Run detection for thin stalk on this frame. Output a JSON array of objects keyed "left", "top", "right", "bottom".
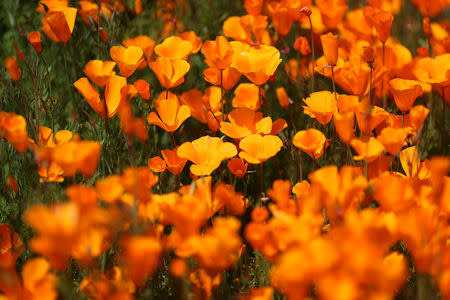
[
  {"left": 331, "top": 65, "right": 337, "bottom": 101},
  {"left": 382, "top": 42, "right": 387, "bottom": 108},
  {"left": 308, "top": 15, "right": 315, "bottom": 93},
  {"left": 259, "top": 163, "right": 264, "bottom": 197},
  {"left": 220, "top": 69, "right": 225, "bottom": 121}
]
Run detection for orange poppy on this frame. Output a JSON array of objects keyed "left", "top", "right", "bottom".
[
  {"left": 414, "top": 54, "right": 450, "bottom": 88},
  {"left": 333, "top": 111, "right": 355, "bottom": 144},
  {"left": 223, "top": 15, "right": 271, "bottom": 45},
  {"left": 177, "top": 31, "right": 203, "bottom": 54},
  {"left": 180, "top": 88, "right": 222, "bottom": 124},
  {"left": 83, "top": 60, "right": 116, "bottom": 87},
  {"left": 227, "top": 157, "right": 248, "bottom": 178},
  {"left": 293, "top": 36, "right": 311, "bottom": 56},
  {"left": 74, "top": 75, "right": 127, "bottom": 118},
  {"left": 303, "top": 91, "right": 337, "bottom": 125},
  {"left": 135, "top": 0, "right": 142, "bottom": 14},
  {"left": 123, "top": 35, "right": 156, "bottom": 69},
  {"left": 320, "top": 33, "right": 339, "bottom": 66},
  {"left": 133, "top": 79, "right": 150, "bottom": 101},
  {"left": 399, "top": 146, "right": 430, "bottom": 180},
  {"left": 110, "top": 45, "right": 144, "bottom": 78},
  {"left": 355, "top": 102, "right": 389, "bottom": 135},
  {"left": 363, "top": 7, "right": 393, "bottom": 43},
  {"left": 409, "top": 105, "right": 429, "bottom": 132},
  {"left": 148, "top": 156, "right": 167, "bottom": 173},
  {"left": 231, "top": 44, "right": 282, "bottom": 86},
  {"left": 147, "top": 91, "right": 191, "bottom": 132},
  {"left": 41, "top": 7, "right": 77, "bottom": 43},
  {"left": 276, "top": 87, "right": 292, "bottom": 109},
  {"left": 389, "top": 78, "right": 423, "bottom": 112},
  {"left": 0, "top": 223, "right": 23, "bottom": 270},
  {"left": 232, "top": 83, "right": 261, "bottom": 110},
  {"left": 316, "top": 0, "right": 348, "bottom": 30},
  {"left": 203, "top": 66, "right": 241, "bottom": 91},
  {"left": 6, "top": 174, "right": 19, "bottom": 193},
  {"left": 377, "top": 127, "right": 411, "bottom": 155},
  {"left": 177, "top": 136, "right": 237, "bottom": 176},
  {"left": 154, "top": 36, "right": 193, "bottom": 60},
  {"left": 238, "top": 134, "right": 283, "bottom": 164},
  {"left": 149, "top": 57, "right": 190, "bottom": 89},
  {"left": 0, "top": 111, "right": 29, "bottom": 152},
  {"left": 37, "top": 0, "right": 68, "bottom": 12},
  {"left": 350, "top": 136, "right": 385, "bottom": 162},
  {"left": 220, "top": 108, "right": 272, "bottom": 140},
  {"left": 78, "top": 1, "right": 112, "bottom": 24},
  {"left": 161, "top": 147, "right": 187, "bottom": 175},
  {"left": 202, "top": 36, "right": 234, "bottom": 70},
  {"left": 293, "top": 128, "right": 328, "bottom": 159},
  {"left": 5, "top": 57, "right": 21, "bottom": 82},
  {"left": 27, "top": 31, "right": 42, "bottom": 54}
]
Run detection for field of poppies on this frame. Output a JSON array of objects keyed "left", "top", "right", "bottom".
[{"left": 1, "top": 0, "right": 449, "bottom": 299}]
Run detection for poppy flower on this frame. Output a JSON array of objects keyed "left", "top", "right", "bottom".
[
  {"left": 147, "top": 91, "right": 191, "bottom": 133},
  {"left": 389, "top": 78, "right": 423, "bottom": 112},
  {"left": 203, "top": 66, "right": 241, "bottom": 91},
  {"left": 244, "top": 0, "right": 263, "bottom": 15},
  {"left": 320, "top": 32, "right": 339, "bottom": 66},
  {"left": 333, "top": 111, "right": 355, "bottom": 144},
  {"left": 5, "top": 57, "right": 21, "bottom": 82},
  {"left": 202, "top": 36, "right": 234, "bottom": 70},
  {"left": 78, "top": 1, "right": 112, "bottom": 24},
  {"left": 409, "top": 105, "right": 429, "bottom": 132},
  {"left": 180, "top": 88, "right": 222, "bottom": 125},
  {"left": 399, "top": 146, "right": 430, "bottom": 180},
  {"left": 42, "top": 7, "right": 77, "bottom": 43},
  {"left": 148, "top": 156, "right": 167, "bottom": 173},
  {"left": 293, "top": 129, "right": 328, "bottom": 159},
  {"left": 276, "top": 87, "right": 292, "bottom": 109},
  {"left": 135, "top": 0, "right": 142, "bottom": 15},
  {"left": 213, "top": 183, "right": 248, "bottom": 215},
  {"left": 350, "top": 136, "right": 385, "bottom": 162},
  {"left": 154, "top": 36, "right": 193, "bottom": 60},
  {"left": 316, "top": 0, "right": 348, "bottom": 30},
  {"left": 232, "top": 83, "right": 261, "bottom": 110},
  {"left": 231, "top": 44, "right": 282, "bottom": 86},
  {"left": 149, "top": 57, "right": 190, "bottom": 89},
  {"left": 123, "top": 35, "right": 156, "bottom": 69},
  {"left": 74, "top": 75, "right": 127, "bottom": 118},
  {"left": 83, "top": 60, "right": 116, "bottom": 87},
  {"left": 303, "top": 91, "right": 337, "bottom": 125},
  {"left": 223, "top": 15, "right": 271, "bottom": 45},
  {"left": 80, "top": 267, "right": 135, "bottom": 300},
  {"left": 220, "top": 108, "right": 272, "bottom": 140},
  {"left": 293, "top": 36, "right": 311, "bottom": 56},
  {"left": 0, "top": 111, "right": 29, "bottom": 152},
  {"left": 177, "top": 136, "right": 237, "bottom": 176},
  {"left": 96, "top": 175, "right": 124, "bottom": 204},
  {"left": 377, "top": 127, "right": 411, "bottom": 155},
  {"left": 364, "top": 7, "right": 393, "bottom": 43},
  {"left": 133, "top": 79, "right": 150, "bottom": 101},
  {"left": 6, "top": 174, "right": 19, "bottom": 193},
  {"left": 355, "top": 102, "right": 389, "bottom": 135},
  {"left": 413, "top": 54, "right": 450, "bottom": 88},
  {"left": 227, "top": 157, "right": 248, "bottom": 178},
  {"left": 177, "top": 31, "right": 203, "bottom": 54},
  {"left": 266, "top": 2, "right": 294, "bottom": 37},
  {"left": 27, "top": 31, "right": 42, "bottom": 54},
  {"left": 110, "top": 45, "right": 144, "bottom": 78},
  {"left": 238, "top": 134, "right": 283, "bottom": 164},
  {"left": 161, "top": 147, "right": 187, "bottom": 175}
]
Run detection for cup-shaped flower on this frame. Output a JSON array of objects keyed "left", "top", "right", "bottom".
[
  {"left": 123, "top": 35, "right": 156, "bottom": 69},
  {"left": 276, "top": 87, "right": 291, "bottom": 109},
  {"left": 232, "top": 83, "right": 261, "bottom": 110},
  {"left": 83, "top": 60, "right": 116, "bottom": 87},
  {"left": 27, "top": 31, "right": 42, "bottom": 54},
  {"left": 133, "top": 79, "right": 150, "bottom": 101},
  {"left": 227, "top": 158, "right": 248, "bottom": 178},
  {"left": 110, "top": 45, "right": 143, "bottom": 78},
  {"left": 161, "top": 147, "right": 187, "bottom": 175},
  {"left": 5, "top": 57, "right": 20, "bottom": 82},
  {"left": 377, "top": 127, "right": 412, "bottom": 155},
  {"left": 292, "top": 129, "right": 328, "bottom": 159},
  {"left": 150, "top": 57, "right": 190, "bottom": 89},
  {"left": 413, "top": 54, "right": 450, "bottom": 88},
  {"left": 147, "top": 92, "right": 191, "bottom": 133},
  {"left": 389, "top": 78, "right": 423, "bottom": 112},
  {"left": 355, "top": 103, "right": 389, "bottom": 135},
  {"left": 238, "top": 134, "right": 283, "bottom": 164},
  {"left": 320, "top": 32, "right": 339, "bottom": 66},
  {"left": 333, "top": 111, "right": 354, "bottom": 144},
  {"left": 202, "top": 36, "right": 234, "bottom": 70},
  {"left": 231, "top": 45, "right": 282, "bottom": 86},
  {"left": 220, "top": 108, "right": 272, "bottom": 140},
  {"left": 409, "top": 105, "right": 429, "bottom": 132},
  {"left": 42, "top": 7, "right": 77, "bottom": 43},
  {"left": 293, "top": 37, "right": 311, "bottom": 56},
  {"left": 364, "top": 7, "right": 393, "bottom": 43},
  {"left": 177, "top": 136, "right": 237, "bottom": 176},
  {"left": 350, "top": 136, "right": 385, "bottom": 163},
  {"left": 154, "top": 36, "right": 193, "bottom": 60},
  {"left": 203, "top": 66, "right": 241, "bottom": 91},
  {"left": 303, "top": 91, "right": 337, "bottom": 125}
]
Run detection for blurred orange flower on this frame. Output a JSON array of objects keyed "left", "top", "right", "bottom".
[
  {"left": 83, "top": 60, "right": 116, "bottom": 87},
  {"left": 351, "top": 136, "right": 385, "bottom": 162},
  {"left": 202, "top": 36, "right": 234, "bottom": 70},
  {"left": 147, "top": 91, "right": 191, "bottom": 132},
  {"left": 238, "top": 134, "right": 283, "bottom": 164},
  {"left": 303, "top": 91, "right": 337, "bottom": 125},
  {"left": 27, "top": 31, "right": 42, "bottom": 54},
  {"left": 110, "top": 45, "right": 144, "bottom": 78},
  {"left": 150, "top": 57, "right": 190, "bottom": 89},
  {"left": 227, "top": 157, "right": 248, "bottom": 178},
  {"left": 220, "top": 108, "right": 272, "bottom": 140},
  {"left": 161, "top": 147, "right": 187, "bottom": 175},
  {"left": 293, "top": 128, "right": 328, "bottom": 159},
  {"left": 5, "top": 57, "right": 21, "bottom": 82},
  {"left": 389, "top": 78, "right": 423, "bottom": 112}
]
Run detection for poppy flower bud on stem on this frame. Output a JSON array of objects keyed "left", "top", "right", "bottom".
[
  {"left": 363, "top": 47, "right": 375, "bottom": 106},
  {"left": 300, "top": 7, "right": 315, "bottom": 93}
]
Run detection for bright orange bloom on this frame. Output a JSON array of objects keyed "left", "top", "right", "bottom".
[
  {"left": 37, "top": 0, "right": 68, "bottom": 12},
  {"left": 231, "top": 44, "right": 282, "bottom": 85},
  {"left": 147, "top": 91, "right": 191, "bottom": 132},
  {"left": 377, "top": 127, "right": 411, "bottom": 155},
  {"left": 177, "top": 31, "right": 203, "bottom": 54},
  {"left": 74, "top": 75, "right": 127, "bottom": 118},
  {"left": 276, "top": 87, "right": 292, "bottom": 109},
  {"left": 41, "top": 7, "right": 77, "bottom": 43},
  {"left": 351, "top": 136, "right": 385, "bottom": 162},
  {"left": 355, "top": 102, "right": 389, "bottom": 135},
  {"left": 202, "top": 36, "right": 234, "bottom": 70},
  {"left": 220, "top": 108, "right": 272, "bottom": 140},
  {"left": 80, "top": 267, "right": 135, "bottom": 300},
  {"left": 177, "top": 136, "right": 237, "bottom": 176},
  {"left": 232, "top": 83, "right": 261, "bottom": 110},
  {"left": 303, "top": 91, "right": 337, "bottom": 125},
  {"left": 374, "top": 173, "right": 415, "bottom": 212},
  {"left": 5, "top": 57, "right": 21, "bottom": 82},
  {"left": 414, "top": 54, "right": 450, "bottom": 88},
  {"left": 110, "top": 45, "right": 143, "bottom": 78},
  {"left": 333, "top": 111, "right": 355, "bottom": 144},
  {"left": 180, "top": 87, "right": 222, "bottom": 128},
  {"left": 148, "top": 156, "right": 167, "bottom": 173},
  {"left": 161, "top": 147, "right": 187, "bottom": 175},
  {"left": 78, "top": 1, "right": 112, "bottom": 24},
  {"left": 83, "top": 60, "right": 116, "bottom": 87},
  {"left": 27, "top": 31, "right": 42, "bottom": 54},
  {"left": 266, "top": 2, "right": 293, "bottom": 36},
  {"left": 203, "top": 66, "right": 241, "bottom": 91},
  {"left": 389, "top": 78, "right": 423, "bottom": 112},
  {"left": 238, "top": 134, "right": 283, "bottom": 164},
  {"left": 293, "top": 128, "right": 328, "bottom": 159},
  {"left": 293, "top": 36, "right": 311, "bottom": 56},
  {"left": 244, "top": 0, "right": 263, "bottom": 15},
  {"left": 399, "top": 146, "right": 430, "bottom": 180},
  {"left": 227, "top": 157, "right": 248, "bottom": 178},
  {"left": 0, "top": 111, "right": 29, "bottom": 152},
  {"left": 96, "top": 175, "right": 124, "bottom": 204},
  {"left": 320, "top": 33, "right": 339, "bottom": 66},
  {"left": 150, "top": 57, "right": 190, "bottom": 89},
  {"left": 409, "top": 105, "right": 429, "bottom": 132},
  {"left": 133, "top": 79, "right": 150, "bottom": 101},
  {"left": 135, "top": 0, "right": 142, "bottom": 14},
  {"left": 154, "top": 36, "right": 193, "bottom": 60},
  {"left": 223, "top": 15, "right": 270, "bottom": 45},
  {"left": 120, "top": 236, "right": 161, "bottom": 286},
  {"left": 123, "top": 35, "right": 156, "bottom": 69},
  {"left": 364, "top": 7, "right": 393, "bottom": 43},
  {"left": 316, "top": 0, "right": 348, "bottom": 30}
]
